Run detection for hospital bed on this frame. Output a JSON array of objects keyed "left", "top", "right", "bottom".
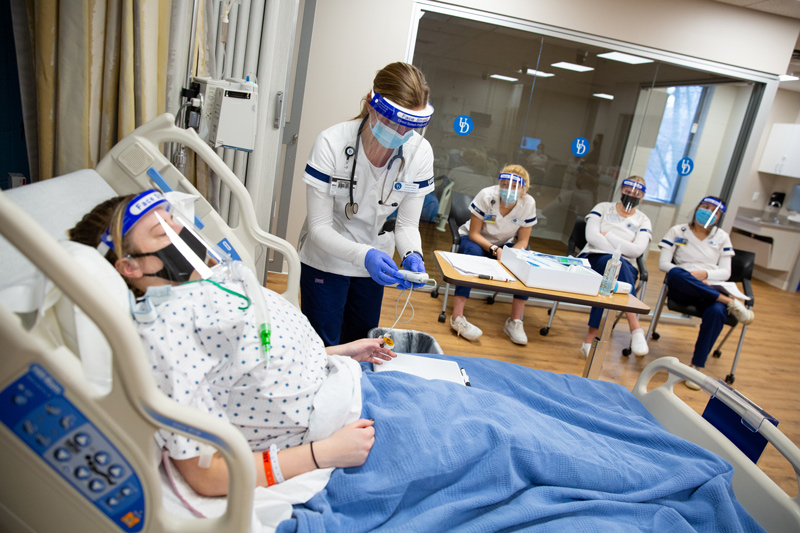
[{"left": 0, "top": 114, "right": 798, "bottom": 532}]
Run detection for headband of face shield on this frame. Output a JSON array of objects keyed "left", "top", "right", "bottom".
[
  {"left": 498, "top": 172, "right": 525, "bottom": 205},
  {"left": 619, "top": 179, "right": 646, "bottom": 212},
  {"left": 368, "top": 91, "right": 434, "bottom": 149},
  {"left": 99, "top": 189, "right": 224, "bottom": 283},
  {"left": 695, "top": 196, "right": 726, "bottom": 228}
]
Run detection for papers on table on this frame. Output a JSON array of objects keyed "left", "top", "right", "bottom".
[
  {"left": 711, "top": 281, "right": 750, "bottom": 301},
  {"left": 373, "top": 353, "right": 469, "bottom": 386},
  {"left": 439, "top": 251, "right": 515, "bottom": 282}
]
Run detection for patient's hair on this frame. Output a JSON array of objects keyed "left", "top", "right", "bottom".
[
  {"left": 69, "top": 195, "right": 135, "bottom": 264},
  {"left": 353, "top": 62, "right": 430, "bottom": 120},
  {"left": 499, "top": 164, "right": 530, "bottom": 195}
]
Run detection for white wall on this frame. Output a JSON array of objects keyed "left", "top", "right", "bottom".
[{"left": 284, "top": 0, "right": 800, "bottom": 253}]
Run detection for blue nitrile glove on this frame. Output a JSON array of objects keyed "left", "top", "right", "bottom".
[
  {"left": 398, "top": 252, "right": 426, "bottom": 290},
  {"left": 365, "top": 248, "right": 402, "bottom": 286}
]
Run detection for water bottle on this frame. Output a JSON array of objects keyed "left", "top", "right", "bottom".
[{"left": 599, "top": 247, "right": 622, "bottom": 296}]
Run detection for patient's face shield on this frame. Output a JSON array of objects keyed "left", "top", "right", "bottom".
[
  {"left": 695, "top": 196, "right": 726, "bottom": 229},
  {"left": 619, "top": 179, "right": 646, "bottom": 212},
  {"left": 497, "top": 173, "right": 525, "bottom": 205},
  {"left": 367, "top": 91, "right": 434, "bottom": 149},
  {"left": 100, "top": 190, "right": 226, "bottom": 284}
]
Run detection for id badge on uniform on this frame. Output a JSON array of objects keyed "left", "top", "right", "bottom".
[
  {"left": 484, "top": 214, "right": 497, "bottom": 223},
  {"left": 329, "top": 175, "right": 354, "bottom": 197},
  {"left": 675, "top": 237, "right": 688, "bottom": 246},
  {"left": 392, "top": 181, "right": 419, "bottom": 193}
]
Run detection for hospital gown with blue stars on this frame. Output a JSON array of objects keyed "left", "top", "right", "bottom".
[{"left": 137, "top": 281, "right": 329, "bottom": 459}]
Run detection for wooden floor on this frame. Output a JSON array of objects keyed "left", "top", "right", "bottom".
[{"left": 267, "top": 223, "right": 800, "bottom": 497}]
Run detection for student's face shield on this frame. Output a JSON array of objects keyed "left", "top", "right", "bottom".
[
  {"left": 498, "top": 172, "right": 525, "bottom": 205},
  {"left": 695, "top": 197, "right": 726, "bottom": 229},
  {"left": 620, "top": 179, "right": 646, "bottom": 212},
  {"left": 99, "top": 190, "right": 227, "bottom": 284},
  {"left": 367, "top": 91, "right": 434, "bottom": 150}
]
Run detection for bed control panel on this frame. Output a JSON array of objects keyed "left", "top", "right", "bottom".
[{"left": 0, "top": 364, "right": 145, "bottom": 532}]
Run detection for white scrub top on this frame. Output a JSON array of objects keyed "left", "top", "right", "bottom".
[
  {"left": 659, "top": 224, "right": 734, "bottom": 272},
  {"left": 458, "top": 185, "right": 537, "bottom": 245},
  {"left": 299, "top": 120, "right": 435, "bottom": 277},
  {"left": 137, "top": 281, "right": 329, "bottom": 458},
  {"left": 580, "top": 202, "right": 652, "bottom": 260}
]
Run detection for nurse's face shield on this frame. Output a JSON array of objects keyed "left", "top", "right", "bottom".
[
  {"left": 367, "top": 91, "right": 434, "bottom": 150},
  {"left": 99, "top": 190, "right": 227, "bottom": 284},
  {"left": 619, "top": 179, "right": 646, "bottom": 212},
  {"left": 498, "top": 173, "right": 525, "bottom": 205},
  {"left": 695, "top": 197, "right": 726, "bottom": 229}
]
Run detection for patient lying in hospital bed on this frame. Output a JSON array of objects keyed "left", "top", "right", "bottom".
[
  {"left": 2, "top": 115, "right": 797, "bottom": 533},
  {"left": 65, "top": 190, "right": 765, "bottom": 532}
]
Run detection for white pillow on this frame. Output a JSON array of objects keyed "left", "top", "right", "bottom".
[{"left": 53, "top": 241, "right": 130, "bottom": 395}]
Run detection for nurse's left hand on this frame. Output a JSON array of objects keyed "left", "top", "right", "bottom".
[
  {"left": 331, "top": 338, "right": 397, "bottom": 364},
  {"left": 398, "top": 253, "right": 427, "bottom": 290}
]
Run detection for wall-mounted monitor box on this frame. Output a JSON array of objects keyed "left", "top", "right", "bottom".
[{"left": 758, "top": 123, "right": 800, "bottom": 179}]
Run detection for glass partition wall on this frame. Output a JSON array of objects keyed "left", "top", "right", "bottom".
[{"left": 411, "top": 9, "right": 758, "bottom": 291}]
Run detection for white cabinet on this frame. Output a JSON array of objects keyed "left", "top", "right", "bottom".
[{"left": 758, "top": 123, "right": 800, "bottom": 178}]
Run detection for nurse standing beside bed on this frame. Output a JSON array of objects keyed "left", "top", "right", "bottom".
[
  {"left": 298, "top": 62, "right": 435, "bottom": 347},
  {"left": 658, "top": 196, "right": 755, "bottom": 390}
]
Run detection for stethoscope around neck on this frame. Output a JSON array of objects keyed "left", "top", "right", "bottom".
[{"left": 344, "top": 115, "right": 406, "bottom": 220}]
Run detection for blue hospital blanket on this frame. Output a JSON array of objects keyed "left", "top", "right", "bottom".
[{"left": 277, "top": 356, "right": 763, "bottom": 532}]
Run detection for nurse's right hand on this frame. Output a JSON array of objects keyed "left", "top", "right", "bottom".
[{"left": 365, "top": 248, "right": 402, "bottom": 285}]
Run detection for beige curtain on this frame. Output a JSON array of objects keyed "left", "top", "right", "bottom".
[{"left": 18, "top": 0, "right": 173, "bottom": 181}]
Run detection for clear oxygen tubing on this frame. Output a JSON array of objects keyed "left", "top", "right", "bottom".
[{"left": 225, "top": 261, "right": 272, "bottom": 363}]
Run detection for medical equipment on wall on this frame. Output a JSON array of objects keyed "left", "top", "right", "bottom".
[{"left": 187, "top": 77, "right": 259, "bottom": 152}]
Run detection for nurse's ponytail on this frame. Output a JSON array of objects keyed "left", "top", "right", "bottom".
[{"left": 353, "top": 62, "right": 430, "bottom": 120}]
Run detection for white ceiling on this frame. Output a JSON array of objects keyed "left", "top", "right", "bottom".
[{"left": 714, "top": 0, "right": 800, "bottom": 91}]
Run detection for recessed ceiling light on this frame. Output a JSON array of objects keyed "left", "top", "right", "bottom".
[
  {"left": 551, "top": 62, "right": 594, "bottom": 73},
  {"left": 597, "top": 51, "right": 653, "bottom": 65},
  {"left": 523, "top": 68, "right": 555, "bottom": 78},
  {"left": 490, "top": 74, "right": 519, "bottom": 82},
  {"left": 593, "top": 93, "right": 614, "bottom": 100},
  {"left": 779, "top": 74, "right": 799, "bottom": 82}
]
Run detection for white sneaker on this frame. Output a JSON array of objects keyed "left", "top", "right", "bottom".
[
  {"left": 504, "top": 318, "right": 528, "bottom": 345},
  {"left": 580, "top": 342, "right": 592, "bottom": 358},
  {"left": 450, "top": 315, "right": 483, "bottom": 341},
  {"left": 630, "top": 328, "right": 649, "bottom": 357},
  {"left": 685, "top": 365, "right": 702, "bottom": 390},
  {"left": 726, "top": 298, "right": 755, "bottom": 325}
]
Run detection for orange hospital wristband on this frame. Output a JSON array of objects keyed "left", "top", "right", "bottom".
[{"left": 262, "top": 450, "right": 276, "bottom": 486}]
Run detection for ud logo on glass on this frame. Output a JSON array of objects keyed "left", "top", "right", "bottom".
[
  {"left": 454, "top": 115, "right": 473, "bottom": 136},
  {"left": 571, "top": 136, "right": 589, "bottom": 157},
  {"left": 677, "top": 157, "right": 694, "bottom": 176}
]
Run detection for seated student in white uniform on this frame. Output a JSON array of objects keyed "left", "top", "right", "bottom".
[
  {"left": 449, "top": 165, "right": 537, "bottom": 345},
  {"left": 658, "top": 196, "right": 755, "bottom": 390},
  {"left": 578, "top": 176, "right": 651, "bottom": 358},
  {"left": 69, "top": 191, "right": 392, "bottom": 496}
]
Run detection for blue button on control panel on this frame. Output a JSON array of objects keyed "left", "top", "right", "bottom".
[{"left": 0, "top": 364, "right": 146, "bottom": 531}]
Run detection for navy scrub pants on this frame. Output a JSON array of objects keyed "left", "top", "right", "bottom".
[
  {"left": 454, "top": 236, "right": 528, "bottom": 301},
  {"left": 581, "top": 253, "right": 639, "bottom": 330},
  {"left": 664, "top": 267, "right": 727, "bottom": 368},
  {"left": 300, "top": 263, "right": 385, "bottom": 347}
]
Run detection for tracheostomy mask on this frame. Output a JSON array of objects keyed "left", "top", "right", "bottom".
[
  {"left": 368, "top": 91, "right": 433, "bottom": 149},
  {"left": 695, "top": 196, "right": 726, "bottom": 229},
  {"left": 498, "top": 172, "right": 524, "bottom": 205},
  {"left": 620, "top": 178, "right": 646, "bottom": 212}
]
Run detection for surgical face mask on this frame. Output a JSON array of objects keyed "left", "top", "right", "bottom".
[
  {"left": 620, "top": 193, "right": 640, "bottom": 211},
  {"left": 695, "top": 208, "right": 716, "bottom": 227},
  {"left": 499, "top": 188, "right": 519, "bottom": 205},
  {"left": 371, "top": 118, "right": 413, "bottom": 149},
  {"left": 130, "top": 227, "right": 207, "bottom": 283}
]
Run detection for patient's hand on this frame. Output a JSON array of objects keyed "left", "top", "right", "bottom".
[
  {"left": 328, "top": 338, "right": 397, "bottom": 364},
  {"left": 315, "top": 419, "right": 376, "bottom": 468}
]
